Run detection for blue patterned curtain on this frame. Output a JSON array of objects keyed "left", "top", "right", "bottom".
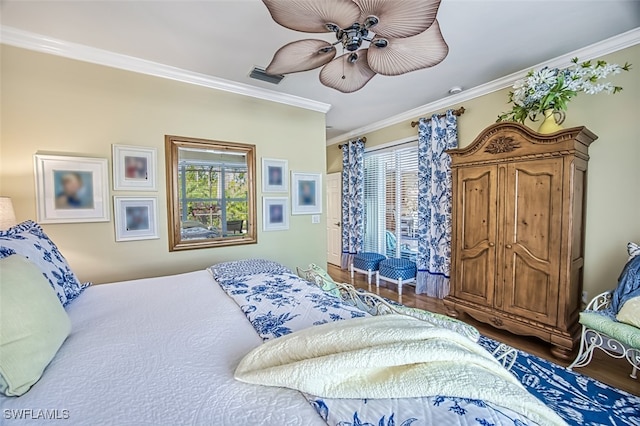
[
  {"left": 341, "top": 139, "right": 365, "bottom": 269},
  {"left": 416, "top": 110, "right": 458, "bottom": 297}
]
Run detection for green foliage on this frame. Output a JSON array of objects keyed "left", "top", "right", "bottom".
[
  {"left": 497, "top": 57, "right": 631, "bottom": 124},
  {"left": 180, "top": 165, "right": 248, "bottom": 225}
]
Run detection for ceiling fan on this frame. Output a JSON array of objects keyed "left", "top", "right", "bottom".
[{"left": 261, "top": 0, "right": 449, "bottom": 93}]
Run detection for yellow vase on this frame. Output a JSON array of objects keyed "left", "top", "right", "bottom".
[{"left": 537, "top": 109, "right": 565, "bottom": 134}]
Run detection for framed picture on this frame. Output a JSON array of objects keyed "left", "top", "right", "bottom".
[
  {"left": 263, "top": 197, "right": 289, "bottom": 231},
  {"left": 262, "top": 158, "right": 288, "bottom": 193},
  {"left": 34, "top": 154, "right": 110, "bottom": 224},
  {"left": 291, "top": 172, "right": 322, "bottom": 215},
  {"left": 112, "top": 145, "right": 157, "bottom": 191},
  {"left": 113, "top": 196, "right": 159, "bottom": 241}
]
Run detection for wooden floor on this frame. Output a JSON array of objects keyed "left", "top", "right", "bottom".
[{"left": 327, "top": 264, "right": 640, "bottom": 396}]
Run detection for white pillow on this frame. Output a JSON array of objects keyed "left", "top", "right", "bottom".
[{"left": 616, "top": 296, "right": 640, "bottom": 328}]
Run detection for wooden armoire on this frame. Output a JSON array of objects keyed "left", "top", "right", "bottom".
[{"left": 443, "top": 122, "right": 597, "bottom": 359}]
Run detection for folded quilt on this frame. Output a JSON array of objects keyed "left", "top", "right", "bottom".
[
  {"left": 209, "top": 259, "right": 292, "bottom": 283},
  {"left": 235, "top": 314, "right": 566, "bottom": 426}
]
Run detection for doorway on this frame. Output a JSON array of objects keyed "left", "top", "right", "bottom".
[{"left": 326, "top": 172, "right": 342, "bottom": 266}]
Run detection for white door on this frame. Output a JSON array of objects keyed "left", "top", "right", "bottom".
[{"left": 326, "top": 173, "right": 342, "bottom": 266}]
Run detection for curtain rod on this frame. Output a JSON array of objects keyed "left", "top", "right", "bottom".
[
  {"left": 410, "top": 106, "right": 466, "bottom": 128},
  {"left": 337, "top": 136, "right": 367, "bottom": 149}
]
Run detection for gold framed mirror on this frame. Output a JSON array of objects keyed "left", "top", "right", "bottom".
[{"left": 165, "top": 135, "right": 257, "bottom": 251}]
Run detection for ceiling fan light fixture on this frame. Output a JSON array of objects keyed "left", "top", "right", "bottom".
[
  {"left": 372, "top": 38, "right": 388, "bottom": 48},
  {"left": 363, "top": 15, "right": 379, "bottom": 29},
  {"left": 325, "top": 23, "right": 340, "bottom": 32},
  {"left": 348, "top": 52, "right": 359, "bottom": 63},
  {"left": 339, "top": 24, "right": 369, "bottom": 51}
]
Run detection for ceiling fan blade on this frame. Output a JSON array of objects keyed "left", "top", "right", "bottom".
[
  {"left": 262, "top": 0, "right": 361, "bottom": 33},
  {"left": 367, "top": 20, "right": 448, "bottom": 76},
  {"left": 266, "top": 40, "right": 337, "bottom": 75},
  {"left": 354, "top": 0, "right": 441, "bottom": 38},
  {"left": 320, "top": 49, "right": 376, "bottom": 93}
]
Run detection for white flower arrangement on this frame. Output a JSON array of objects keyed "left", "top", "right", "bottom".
[{"left": 498, "top": 58, "right": 631, "bottom": 123}]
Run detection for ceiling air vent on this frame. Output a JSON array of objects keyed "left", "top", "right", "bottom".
[{"left": 249, "top": 67, "right": 285, "bottom": 85}]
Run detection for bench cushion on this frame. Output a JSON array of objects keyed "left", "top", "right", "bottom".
[
  {"left": 379, "top": 259, "right": 417, "bottom": 281},
  {"left": 353, "top": 252, "right": 386, "bottom": 271},
  {"left": 579, "top": 311, "right": 640, "bottom": 350}
]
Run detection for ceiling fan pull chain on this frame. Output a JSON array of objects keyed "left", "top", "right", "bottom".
[{"left": 342, "top": 45, "right": 346, "bottom": 80}]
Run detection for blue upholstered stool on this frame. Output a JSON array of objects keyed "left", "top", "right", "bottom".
[
  {"left": 351, "top": 252, "right": 386, "bottom": 285},
  {"left": 377, "top": 258, "right": 417, "bottom": 297}
]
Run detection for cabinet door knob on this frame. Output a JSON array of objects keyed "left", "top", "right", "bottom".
[
  {"left": 505, "top": 244, "right": 513, "bottom": 249},
  {"left": 488, "top": 242, "right": 495, "bottom": 247},
  {"left": 334, "top": 222, "right": 341, "bottom": 227}
]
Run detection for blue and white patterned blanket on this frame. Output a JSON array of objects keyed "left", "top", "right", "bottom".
[
  {"left": 479, "top": 337, "right": 640, "bottom": 425},
  {"left": 210, "top": 260, "right": 640, "bottom": 426}
]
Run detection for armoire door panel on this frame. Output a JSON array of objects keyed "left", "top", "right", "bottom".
[
  {"left": 460, "top": 249, "right": 491, "bottom": 299},
  {"left": 503, "top": 159, "right": 563, "bottom": 324},
  {"left": 513, "top": 168, "right": 557, "bottom": 260},
  {"left": 455, "top": 166, "right": 497, "bottom": 306},
  {"left": 461, "top": 169, "right": 493, "bottom": 249},
  {"left": 510, "top": 254, "right": 552, "bottom": 315}
]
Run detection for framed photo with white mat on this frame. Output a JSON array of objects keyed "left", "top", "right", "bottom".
[
  {"left": 263, "top": 197, "right": 289, "bottom": 231},
  {"left": 112, "top": 145, "right": 157, "bottom": 191},
  {"left": 113, "top": 196, "right": 159, "bottom": 242},
  {"left": 291, "top": 172, "right": 322, "bottom": 215},
  {"left": 34, "top": 154, "right": 110, "bottom": 224}
]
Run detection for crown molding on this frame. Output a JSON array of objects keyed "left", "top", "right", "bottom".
[
  {"left": 327, "top": 27, "right": 640, "bottom": 145},
  {"left": 0, "top": 26, "right": 332, "bottom": 114}
]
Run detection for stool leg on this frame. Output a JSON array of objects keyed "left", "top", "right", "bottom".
[
  {"left": 350, "top": 263, "right": 354, "bottom": 279},
  {"left": 398, "top": 278, "right": 403, "bottom": 297},
  {"left": 367, "top": 269, "right": 372, "bottom": 285},
  {"left": 376, "top": 272, "right": 380, "bottom": 289}
]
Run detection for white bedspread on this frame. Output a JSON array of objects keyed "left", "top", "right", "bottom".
[{"left": 0, "top": 271, "right": 326, "bottom": 426}]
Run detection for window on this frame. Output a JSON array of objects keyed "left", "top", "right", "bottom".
[
  {"left": 165, "top": 136, "right": 257, "bottom": 251},
  {"left": 178, "top": 153, "right": 248, "bottom": 233},
  {"left": 363, "top": 143, "right": 419, "bottom": 261}
]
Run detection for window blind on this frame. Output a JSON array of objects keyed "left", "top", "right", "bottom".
[{"left": 363, "top": 144, "right": 419, "bottom": 261}]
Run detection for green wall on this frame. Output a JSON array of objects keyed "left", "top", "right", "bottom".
[{"left": 1, "top": 45, "right": 328, "bottom": 284}]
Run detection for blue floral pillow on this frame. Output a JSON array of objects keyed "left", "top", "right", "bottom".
[{"left": 0, "top": 221, "right": 90, "bottom": 307}]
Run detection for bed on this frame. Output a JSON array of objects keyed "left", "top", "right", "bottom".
[
  {"left": 1, "top": 270, "right": 326, "bottom": 425},
  {"left": 180, "top": 221, "right": 219, "bottom": 240},
  {"left": 1, "top": 257, "right": 638, "bottom": 425}
]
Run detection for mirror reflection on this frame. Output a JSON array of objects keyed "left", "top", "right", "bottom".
[{"left": 166, "top": 136, "right": 256, "bottom": 251}]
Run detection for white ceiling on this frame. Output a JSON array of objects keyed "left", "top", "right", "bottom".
[{"left": 1, "top": 0, "right": 639, "bottom": 139}]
